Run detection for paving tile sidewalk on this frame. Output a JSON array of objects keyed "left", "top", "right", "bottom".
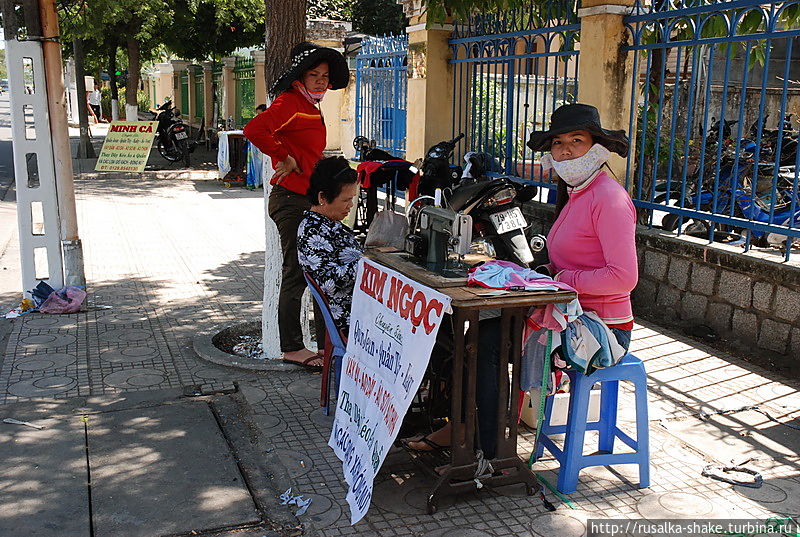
[{"left": 1, "top": 159, "right": 799, "bottom": 535}]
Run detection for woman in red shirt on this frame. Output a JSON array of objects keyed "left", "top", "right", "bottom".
[{"left": 244, "top": 42, "right": 349, "bottom": 368}]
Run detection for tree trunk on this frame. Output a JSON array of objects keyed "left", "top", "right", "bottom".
[
  {"left": 125, "top": 37, "right": 140, "bottom": 121},
  {"left": 264, "top": 0, "right": 306, "bottom": 91},
  {"left": 261, "top": 0, "right": 307, "bottom": 358},
  {"left": 72, "top": 39, "right": 96, "bottom": 159},
  {"left": 108, "top": 43, "right": 120, "bottom": 121}
]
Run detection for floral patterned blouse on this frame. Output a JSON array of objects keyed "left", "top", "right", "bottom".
[{"left": 297, "top": 210, "right": 364, "bottom": 333}]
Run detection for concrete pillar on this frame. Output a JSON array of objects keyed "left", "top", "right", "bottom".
[
  {"left": 577, "top": 0, "right": 636, "bottom": 183},
  {"left": 170, "top": 60, "right": 190, "bottom": 116},
  {"left": 187, "top": 66, "right": 197, "bottom": 124},
  {"left": 202, "top": 61, "right": 214, "bottom": 128},
  {"left": 221, "top": 56, "right": 237, "bottom": 127},
  {"left": 155, "top": 62, "right": 173, "bottom": 107},
  {"left": 252, "top": 50, "right": 267, "bottom": 108},
  {"left": 405, "top": 16, "right": 454, "bottom": 161}
]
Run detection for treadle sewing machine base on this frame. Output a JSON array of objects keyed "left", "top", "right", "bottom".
[
  {"left": 400, "top": 448, "right": 540, "bottom": 514},
  {"left": 367, "top": 249, "right": 575, "bottom": 515}
]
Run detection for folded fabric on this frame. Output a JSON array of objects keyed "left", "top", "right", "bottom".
[
  {"left": 521, "top": 311, "right": 625, "bottom": 391},
  {"left": 520, "top": 324, "right": 554, "bottom": 394},
  {"left": 467, "top": 260, "right": 575, "bottom": 292},
  {"left": 559, "top": 311, "right": 626, "bottom": 374}
]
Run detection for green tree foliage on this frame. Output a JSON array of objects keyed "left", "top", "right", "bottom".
[
  {"left": 351, "top": 0, "right": 407, "bottom": 35},
  {"left": 307, "top": 0, "right": 407, "bottom": 35},
  {"left": 0, "top": 50, "right": 6, "bottom": 80},
  {"left": 162, "top": 0, "right": 265, "bottom": 61},
  {"left": 307, "top": 0, "right": 352, "bottom": 21}
]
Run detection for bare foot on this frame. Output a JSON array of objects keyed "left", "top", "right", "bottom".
[
  {"left": 282, "top": 348, "right": 323, "bottom": 368},
  {"left": 405, "top": 422, "right": 454, "bottom": 451}
]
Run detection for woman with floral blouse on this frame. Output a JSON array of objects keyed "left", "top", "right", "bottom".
[{"left": 297, "top": 157, "right": 363, "bottom": 336}]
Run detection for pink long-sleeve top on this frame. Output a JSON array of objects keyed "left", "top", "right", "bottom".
[{"left": 546, "top": 170, "right": 638, "bottom": 325}]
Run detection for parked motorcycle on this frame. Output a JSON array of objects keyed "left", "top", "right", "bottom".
[
  {"left": 413, "top": 134, "right": 540, "bottom": 267},
  {"left": 655, "top": 117, "right": 799, "bottom": 247},
  {"left": 151, "top": 100, "right": 192, "bottom": 167}
]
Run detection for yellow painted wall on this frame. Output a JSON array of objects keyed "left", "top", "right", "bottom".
[
  {"left": 406, "top": 28, "right": 454, "bottom": 160},
  {"left": 321, "top": 88, "right": 343, "bottom": 151}
]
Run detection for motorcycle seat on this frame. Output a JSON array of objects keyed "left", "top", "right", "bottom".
[{"left": 447, "top": 179, "right": 502, "bottom": 212}]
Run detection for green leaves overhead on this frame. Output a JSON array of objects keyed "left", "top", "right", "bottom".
[
  {"left": 59, "top": 0, "right": 265, "bottom": 63},
  {"left": 161, "top": 0, "right": 264, "bottom": 61}
]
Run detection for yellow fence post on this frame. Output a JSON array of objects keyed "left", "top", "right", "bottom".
[
  {"left": 577, "top": 0, "right": 637, "bottom": 184},
  {"left": 252, "top": 50, "right": 266, "bottom": 109},
  {"left": 202, "top": 61, "right": 214, "bottom": 127},
  {"left": 221, "top": 56, "right": 237, "bottom": 127},
  {"left": 405, "top": 13, "right": 455, "bottom": 161}
]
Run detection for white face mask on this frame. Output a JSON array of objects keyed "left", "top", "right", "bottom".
[{"left": 540, "top": 143, "right": 612, "bottom": 187}]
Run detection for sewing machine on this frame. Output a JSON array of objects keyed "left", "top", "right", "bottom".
[{"left": 405, "top": 205, "right": 472, "bottom": 274}]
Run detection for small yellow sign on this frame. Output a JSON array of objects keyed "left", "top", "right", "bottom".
[{"left": 95, "top": 121, "right": 158, "bottom": 172}]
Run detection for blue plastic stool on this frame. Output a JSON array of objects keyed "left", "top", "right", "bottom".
[{"left": 534, "top": 353, "right": 650, "bottom": 494}]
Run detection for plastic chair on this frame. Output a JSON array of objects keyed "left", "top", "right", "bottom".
[
  {"left": 303, "top": 273, "right": 348, "bottom": 415},
  {"left": 534, "top": 353, "right": 650, "bottom": 494}
]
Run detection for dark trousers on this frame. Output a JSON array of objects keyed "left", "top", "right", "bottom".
[
  {"left": 268, "top": 185, "right": 325, "bottom": 352},
  {"left": 90, "top": 104, "right": 101, "bottom": 120},
  {"left": 428, "top": 316, "right": 502, "bottom": 459}
]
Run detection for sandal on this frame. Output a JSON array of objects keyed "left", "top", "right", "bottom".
[
  {"left": 401, "top": 436, "right": 449, "bottom": 453},
  {"left": 282, "top": 354, "right": 323, "bottom": 371}
]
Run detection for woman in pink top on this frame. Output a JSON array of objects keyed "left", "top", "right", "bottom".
[{"left": 526, "top": 104, "right": 638, "bottom": 351}]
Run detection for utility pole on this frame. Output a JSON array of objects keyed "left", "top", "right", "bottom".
[
  {"left": 39, "top": 0, "right": 86, "bottom": 286},
  {"left": 2, "top": 0, "right": 85, "bottom": 295}
]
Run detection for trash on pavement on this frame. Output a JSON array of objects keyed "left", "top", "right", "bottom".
[
  {"left": 38, "top": 285, "right": 87, "bottom": 314},
  {"left": 232, "top": 335, "right": 265, "bottom": 359},
  {"left": 3, "top": 418, "right": 45, "bottom": 430},
  {"left": 702, "top": 463, "right": 763, "bottom": 488},
  {"left": 4, "top": 298, "right": 37, "bottom": 318},
  {"left": 279, "top": 488, "right": 313, "bottom": 516}
]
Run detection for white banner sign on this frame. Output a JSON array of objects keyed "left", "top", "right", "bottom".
[{"left": 329, "top": 258, "right": 452, "bottom": 524}]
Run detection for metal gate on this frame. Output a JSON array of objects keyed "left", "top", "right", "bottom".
[
  {"left": 450, "top": 1, "right": 580, "bottom": 191},
  {"left": 625, "top": 0, "right": 800, "bottom": 259},
  {"left": 355, "top": 35, "right": 409, "bottom": 157}
]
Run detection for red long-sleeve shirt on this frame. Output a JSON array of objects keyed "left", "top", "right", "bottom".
[{"left": 243, "top": 88, "right": 326, "bottom": 196}]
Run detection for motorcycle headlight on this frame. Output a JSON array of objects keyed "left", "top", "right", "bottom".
[{"left": 483, "top": 187, "right": 515, "bottom": 207}]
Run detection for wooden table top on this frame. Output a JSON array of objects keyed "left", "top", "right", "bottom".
[{"left": 366, "top": 249, "right": 576, "bottom": 310}]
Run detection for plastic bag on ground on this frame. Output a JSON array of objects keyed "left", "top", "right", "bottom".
[{"left": 38, "top": 286, "right": 87, "bottom": 314}]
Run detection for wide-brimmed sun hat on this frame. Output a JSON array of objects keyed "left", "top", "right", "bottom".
[
  {"left": 526, "top": 103, "right": 629, "bottom": 157},
  {"left": 269, "top": 42, "right": 350, "bottom": 98}
]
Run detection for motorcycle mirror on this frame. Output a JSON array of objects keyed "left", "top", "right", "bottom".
[{"left": 516, "top": 184, "right": 538, "bottom": 203}]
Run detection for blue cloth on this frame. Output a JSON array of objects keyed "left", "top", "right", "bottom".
[{"left": 246, "top": 142, "right": 264, "bottom": 187}]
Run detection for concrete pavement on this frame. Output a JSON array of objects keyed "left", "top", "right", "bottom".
[{"left": 0, "top": 105, "right": 799, "bottom": 536}]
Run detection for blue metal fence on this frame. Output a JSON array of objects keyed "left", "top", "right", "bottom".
[
  {"left": 625, "top": 0, "right": 800, "bottom": 259},
  {"left": 450, "top": 1, "right": 580, "bottom": 193},
  {"left": 355, "top": 35, "right": 409, "bottom": 157}
]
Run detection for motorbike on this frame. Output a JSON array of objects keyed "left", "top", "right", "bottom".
[
  {"left": 151, "top": 99, "right": 192, "bottom": 166},
  {"left": 413, "top": 134, "right": 540, "bottom": 267},
  {"left": 655, "top": 117, "right": 800, "bottom": 247}
]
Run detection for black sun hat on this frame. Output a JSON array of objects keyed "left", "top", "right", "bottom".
[
  {"left": 526, "top": 103, "right": 629, "bottom": 157},
  {"left": 269, "top": 42, "right": 350, "bottom": 98}
]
